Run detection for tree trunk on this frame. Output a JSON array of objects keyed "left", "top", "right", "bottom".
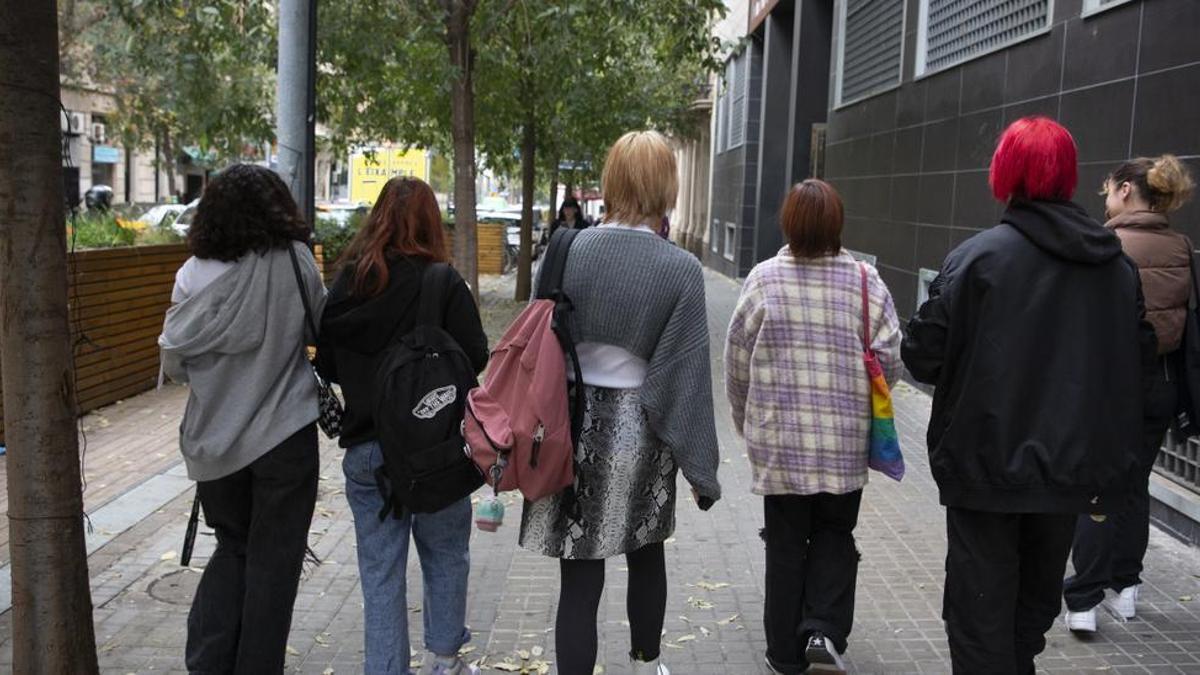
[
  {"left": 446, "top": 0, "right": 479, "bottom": 297},
  {"left": 162, "top": 131, "right": 178, "bottom": 200},
  {"left": 515, "top": 114, "right": 536, "bottom": 302},
  {"left": 547, "top": 159, "right": 558, "bottom": 219},
  {"left": 0, "top": 2, "right": 101, "bottom": 672}
]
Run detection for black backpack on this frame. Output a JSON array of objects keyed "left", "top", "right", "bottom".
[{"left": 372, "top": 262, "right": 484, "bottom": 518}]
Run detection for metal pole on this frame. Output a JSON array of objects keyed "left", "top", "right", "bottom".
[{"left": 276, "top": 0, "right": 317, "bottom": 227}]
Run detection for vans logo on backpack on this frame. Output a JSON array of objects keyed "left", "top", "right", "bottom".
[{"left": 413, "top": 385, "right": 457, "bottom": 419}]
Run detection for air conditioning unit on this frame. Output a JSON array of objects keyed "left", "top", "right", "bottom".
[
  {"left": 91, "top": 122, "right": 106, "bottom": 144},
  {"left": 61, "top": 111, "right": 85, "bottom": 135}
]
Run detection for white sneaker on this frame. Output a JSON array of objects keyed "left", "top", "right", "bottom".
[
  {"left": 630, "top": 656, "right": 670, "bottom": 675},
  {"left": 804, "top": 633, "right": 847, "bottom": 673},
  {"left": 1104, "top": 584, "right": 1139, "bottom": 620},
  {"left": 1066, "top": 608, "right": 1097, "bottom": 633},
  {"left": 416, "top": 653, "right": 479, "bottom": 675}
]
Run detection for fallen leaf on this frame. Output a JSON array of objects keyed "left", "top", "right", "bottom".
[
  {"left": 663, "top": 642, "right": 683, "bottom": 650},
  {"left": 593, "top": 667, "right": 605, "bottom": 674},
  {"left": 286, "top": 645, "right": 300, "bottom": 656},
  {"left": 516, "top": 649, "right": 530, "bottom": 660},
  {"left": 699, "top": 626, "right": 711, "bottom": 637},
  {"left": 675, "top": 634, "right": 696, "bottom": 643},
  {"left": 1180, "top": 595, "right": 1194, "bottom": 602},
  {"left": 686, "top": 596, "right": 714, "bottom": 610},
  {"left": 459, "top": 646, "right": 477, "bottom": 655},
  {"left": 493, "top": 662, "right": 522, "bottom": 672},
  {"left": 314, "top": 634, "right": 330, "bottom": 646},
  {"left": 694, "top": 581, "right": 730, "bottom": 591},
  {"left": 323, "top": 669, "right": 335, "bottom": 675},
  {"left": 531, "top": 646, "right": 544, "bottom": 657},
  {"left": 717, "top": 614, "right": 740, "bottom": 625},
  {"left": 160, "top": 550, "right": 178, "bottom": 561},
  {"left": 664, "top": 538, "right": 677, "bottom": 545}
]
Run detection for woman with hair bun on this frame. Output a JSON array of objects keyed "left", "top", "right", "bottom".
[
  {"left": 902, "top": 117, "right": 1151, "bottom": 673},
  {"left": 1064, "top": 156, "right": 1196, "bottom": 634}
]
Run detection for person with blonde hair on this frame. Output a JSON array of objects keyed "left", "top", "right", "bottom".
[
  {"left": 519, "top": 130, "right": 721, "bottom": 675},
  {"left": 1064, "top": 155, "right": 1196, "bottom": 633}
]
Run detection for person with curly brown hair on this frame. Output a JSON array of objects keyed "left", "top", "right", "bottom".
[{"left": 159, "top": 163, "right": 326, "bottom": 673}]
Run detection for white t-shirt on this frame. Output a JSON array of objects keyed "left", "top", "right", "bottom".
[
  {"left": 172, "top": 256, "right": 236, "bottom": 303},
  {"left": 568, "top": 223, "right": 657, "bottom": 389}
]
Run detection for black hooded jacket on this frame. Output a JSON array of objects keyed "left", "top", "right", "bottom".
[
  {"left": 316, "top": 256, "right": 489, "bottom": 448},
  {"left": 902, "top": 199, "right": 1154, "bottom": 514}
]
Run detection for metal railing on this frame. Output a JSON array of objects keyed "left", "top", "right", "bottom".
[{"left": 1159, "top": 429, "right": 1200, "bottom": 494}]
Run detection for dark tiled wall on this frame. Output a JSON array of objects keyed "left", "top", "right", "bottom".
[
  {"left": 825, "top": 0, "right": 1200, "bottom": 319},
  {"left": 706, "top": 40, "right": 765, "bottom": 277}
]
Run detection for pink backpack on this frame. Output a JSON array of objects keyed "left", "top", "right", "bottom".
[{"left": 463, "top": 229, "right": 584, "bottom": 501}]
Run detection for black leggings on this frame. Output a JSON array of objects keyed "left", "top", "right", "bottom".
[{"left": 556, "top": 542, "right": 667, "bottom": 674}]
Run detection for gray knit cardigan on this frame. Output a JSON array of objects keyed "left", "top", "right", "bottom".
[{"left": 558, "top": 226, "right": 722, "bottom": 501}]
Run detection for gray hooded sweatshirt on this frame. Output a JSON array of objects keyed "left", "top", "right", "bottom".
[{"left": 159, "top": 241, "right": 326, "bottom": 481}]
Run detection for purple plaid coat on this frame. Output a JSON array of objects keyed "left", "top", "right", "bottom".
[{"left": 724, "top": 248, "right": 902, "bottom": 495}]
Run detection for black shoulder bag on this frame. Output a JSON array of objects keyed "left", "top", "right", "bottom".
[{"left": 288, "top": 243, "right": 345, "bottom": 439}]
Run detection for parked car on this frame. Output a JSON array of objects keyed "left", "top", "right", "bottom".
[
  {"left": 137, "top": 203, "right": 189, "bottom": 229},
  {"left": 316, "top": 202, "right": 368, "bottom": 227},
  {"left": 171, "top": 202, "right": 199, "bottom": 235}
]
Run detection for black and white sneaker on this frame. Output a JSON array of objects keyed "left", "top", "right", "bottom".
[{"left": 804, "top": 632, "right": 846, "bottom": 673}]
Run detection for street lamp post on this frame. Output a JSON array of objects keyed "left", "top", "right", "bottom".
[{"left": 277, "top": 0, "right": 317, "bottom": 228}]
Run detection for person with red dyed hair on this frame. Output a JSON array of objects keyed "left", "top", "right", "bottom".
[
  {"left": 901, "top": 117, "right": 1152, "bottom": 673},
  {"left": 317, "top": 176, "right": 488, "bottom": 675}
]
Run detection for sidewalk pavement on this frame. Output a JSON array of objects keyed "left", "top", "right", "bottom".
[{"left": 1, "top": 271, "right": 1198, "bottom": 674}]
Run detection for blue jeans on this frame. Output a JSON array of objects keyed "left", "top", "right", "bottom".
[{"left": 344, "top": 441, "right": 473, "bottom": 674}]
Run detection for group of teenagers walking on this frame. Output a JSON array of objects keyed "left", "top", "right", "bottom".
[{"left": 160, "top": 117, "right": 1195, "bottom": 675}]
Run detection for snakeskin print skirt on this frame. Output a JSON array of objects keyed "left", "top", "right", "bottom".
[{"left": 519, "top": 385, "right": 677, "bottom": 560}]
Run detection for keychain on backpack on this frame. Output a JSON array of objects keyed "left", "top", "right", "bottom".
[
  {"left": 475, "top": 495, "right": 505, "bottom": 532},
  {"left": 475, "top": 462, "right": 507, "bottom": 531}
]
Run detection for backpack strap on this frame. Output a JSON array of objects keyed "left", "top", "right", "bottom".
[
  {"left": 417, "top": 262, "right": 453, "bottom": 328},
  {"left": 858, "top": 262, "right": 871, "bottom": 353},
  {"left": 287, "top": 243, "right": 321, "bottom": 344},
  {"left": 536, "top": 227, "right": 581, "bottom": 300}
]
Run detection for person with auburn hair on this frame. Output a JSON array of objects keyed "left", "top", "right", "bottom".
[
  {"left": 725, "top": 179, "right": 901, "bottom": 673},
  {"left": 158, "top": 164, "right": 325, "bottom": 672},
  {"left": 902, "top": 117, "right": 1151, "bottom": 673},
  {"left": 1064, "top": 156, "right": 1196, "bottom": 633},
  {"left": 519, "top": 130, "right": 721, "bottom": 675},
  {"left": 316, "top": 177, "right": 488, "bottom": 675}
]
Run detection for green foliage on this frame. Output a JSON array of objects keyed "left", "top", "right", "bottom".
[
  {"left": 67, "top": 212, "right": 184, "bottom": 249},
  {"left": 65, "top": 0, "right": 277, "bottom": 162},
  {"left": 313, "top": 212, "right": 367, "bottom": 268}
]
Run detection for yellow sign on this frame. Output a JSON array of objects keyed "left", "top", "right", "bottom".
[{"left": 349, "top": 147, "right": 430, "bottom": 204}]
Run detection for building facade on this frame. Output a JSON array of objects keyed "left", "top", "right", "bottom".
[{"left": 702, "top": 0, "right": 1200, "bottom": 543}]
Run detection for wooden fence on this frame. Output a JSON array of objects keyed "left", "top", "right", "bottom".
[
  {"left": 0, "top": 244, "right": 191, "bottom": 445},
  {"left": 0, "top": 227, "right": 509, "bottom": 444}
]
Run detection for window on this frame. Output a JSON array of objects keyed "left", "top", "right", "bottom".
[
  {"left": 917, "top": 0, "right": 1051, "bottom": 76},
  {"left": 711, "top": 218, "right": 720, "bottom": 253},
  {"left": 835, "top": 0, "right": 905, "bottom": 106},
  {"left": 727, "top": 54, "right": 748, "bottom": 149},
  {"left": 916, "top": 267, "right": 939, "bottom": 307},
  {"left": 723, "top": 222, "right": 737, "bottom": 261},
  {"left": 1082, "top": 0, "right": 1132, "bottom": 17},
  {"left": 714, "top": 75, "right": 727, "bottom": 153}
]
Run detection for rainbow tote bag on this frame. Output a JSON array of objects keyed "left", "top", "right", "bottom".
[{"left": 859, "top": 263, "right": 905, "bottom": 481}]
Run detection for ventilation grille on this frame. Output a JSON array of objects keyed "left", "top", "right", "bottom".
[
  {"left": 840, "top": 0, "right": 904, "bottom": 104},
  {"left": 1160, "top": 430, "right": 1200, "bottom": 495},
  {"left": 925, "top": 0, "right": 1049, "bottom": 73}
]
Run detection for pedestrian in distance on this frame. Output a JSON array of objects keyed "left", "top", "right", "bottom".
[
  {"left": 1064, "top": 155, "right": 1196, "bottom": 633},
  {"left": 316, "top": 177, "right": 489, "bottom": 675},
  {"left": 158, "top": 164, "right": 325, "bottom": 674},
  {"left": 901, "top": 116, "right": 1152, "bottom": 675},
  {"left": 548, "top": 195, "right": 589, "bottom": 237},
  {"left": 725, "top": 179, "right": 902, "bottom": 674},
  {"left": 519, "top": 130, "right": 722, "bottom": 675}
]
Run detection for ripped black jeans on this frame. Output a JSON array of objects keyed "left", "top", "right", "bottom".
[{"left": 762, "top": 491, "right": 863, "bottom": 674}]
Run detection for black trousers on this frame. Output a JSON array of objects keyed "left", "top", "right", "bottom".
[
  {"left": 762, "top": 491, "right": 863, "bottom": 674},
  {"left": 555, "top": 542, "right": 667, "bottom": 675},
  {"left": 1064, "top": 357, "right": 1176, "bottom": 611},
  {"left": 943, "top": 508, "right": 1076, "bottom": 675},
  {"left": 186, "top": 424, "right": 319, "bottom": 675}
]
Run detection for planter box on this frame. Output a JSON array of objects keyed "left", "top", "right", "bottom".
[{"left": 0, "top": 244, "right": 191, "bottom": 444}]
